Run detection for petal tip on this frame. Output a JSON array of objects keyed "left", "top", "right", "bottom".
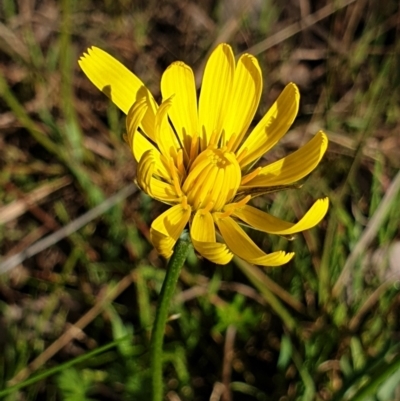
[
  {"left": 287, "top": 82, "right": 299, "bottom": 91},
  {"left": 282, "top": 251, "right": 295, "bottom": 265},
  {"left": 214, "top": 42, "right": 234, "bottom": 58},
  {"left": 317, "top": 197, "right": 330, "bottom": 216}
]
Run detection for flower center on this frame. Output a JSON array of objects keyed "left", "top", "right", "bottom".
[{"left": 182, "top": 148, "right": 241, "bottom": 211}]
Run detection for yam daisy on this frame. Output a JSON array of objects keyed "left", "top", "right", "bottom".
[{"left": 79, "top": 44, "right": 328, "bottom": 266}]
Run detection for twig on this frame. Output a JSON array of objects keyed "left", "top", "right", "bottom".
[
  {"left": 332, "top": 170, "right": 400, "bottom": 297},
  {"left": 210, "top": 382, "right": 225, "bottom": 401},
  {"left": 234, "top": 257, "right": 298, "bottom": 331},
  {"left": 194, "top": 0, "right": 253, "bottom": 85},
  {"left": 0, "top": 176, "right": 71, "bottom": 225},
  {"left": 245, "top": 0, "right": 358, "bottom": 56},
  {"left": 221, "top": 325, "right": 237, "bottom": 401},
  {"left": 234, "top": 257, "right": 306, "bottom": 314},
  {"left": 0, "top": 184, "right": 137, "bottom": 274},
  {"left": 348, "top": 279, "right": 395, "bottom": 331},
  {"left": 8, "top": 272, "right": 134, "bottom": 386}
]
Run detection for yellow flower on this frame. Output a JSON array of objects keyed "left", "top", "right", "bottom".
[{"left": 79, "top": 44, "right": 328, "bottom": 266}]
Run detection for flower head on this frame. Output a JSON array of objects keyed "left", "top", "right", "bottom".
[{"left": 79, "top": 44, "right": 328, "bottom": 266}]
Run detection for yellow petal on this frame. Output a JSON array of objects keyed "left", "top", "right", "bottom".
[
  {"left": 190, "top": 211, "right": 234, "bottom": 265},
  {"left": 237, "top": 83, "right": 300, "bottom": 168},
  {"left": 126, "top": 97, "right": 148, "bottom": 158},
  {"left": 198, "top": 43, "right": 234, "bottom": 150},
  {"left": 136, "top": 149, "right": 178, "bottom": 204},
  {"left": 79, "top": 47, "right": 158, "bottom": 139},
  {"left": 136, "top": 86, "right": 158, "bottom": 142},
  {"left": 223, "top": 54, "right": 263, "bottom": 150},
  {"left": 215, "top": 215, "right": 294, "bottom": 266},
  {"left": 127, "top": 99, "right": 169, "bottom": 179},
  {"left": 241, "top": 131, "right": 328, "bottom": 188},
  {"left": 79, "top": 47, "right": 144, "bottom": 113},
  {"left": 133, "top": 132, "right": 170, "bottom": 180},
  {"left": 150, "top": 204, "right": 191, "bottom": 259},
  {"left": 161, "top": 62, "right": 198, "bottom": 157},
  {"left": 136, "top": 150, "right": 155, "bottom": 197},
  {"left": 232, "top": 198, "right": 329, "bottom": 235},
  {"left": 154, "top": 97, "right": 180, "bottom": 161},
  {"left": 149, "top": 179, "right": 179, "bottom": 204}
]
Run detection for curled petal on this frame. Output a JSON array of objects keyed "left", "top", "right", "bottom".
[
  {"left": 237, "top": 83, "right": 300, "bottom": 168},
  {"left": 149, "top": 179, "right": 180, "bottom": 204},
  {"left": 155, "top": 97, "right": 180, "bottom": 161},
  {"left": 136, "top": 151, "right": 178, "bottom": 203},
  {"left": 215, "top": 215, "right": 294, "bottom": 266},
  {"left": 150, "top": 204, "right": 191, "bottom": 259},
  {"left": 126, "top": 97, "right": 148, "bottom": 157},
  {"left": 133, "top": 132, "right": 170, "bottom": 180},
  {"left": 136, "top": 150, "right": 156, "bottom": 197},
  {"left": 128, "top": 100, "right": 170, "bottom": 179},
  {"left": 232, "top": 198, "right": 329, "bottom": 235},
  {"left": 190, "top": 211, "right": 234, "bottom": 265},
  {"left": 241, "top": 131, "right": 328, "bottom": 188}
]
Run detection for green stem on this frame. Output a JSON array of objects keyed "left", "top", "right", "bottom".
[{"left": 150, "top": 238, "right": 191, "bottom": 401}]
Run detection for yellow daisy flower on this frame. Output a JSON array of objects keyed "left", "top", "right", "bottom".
[{"left": 79, "top": 43, "right": 328, "bottom": 267}]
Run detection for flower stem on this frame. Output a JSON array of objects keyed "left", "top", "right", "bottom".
[{"left": 151, "top": 238, "right": 191, "bottom": 401}]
